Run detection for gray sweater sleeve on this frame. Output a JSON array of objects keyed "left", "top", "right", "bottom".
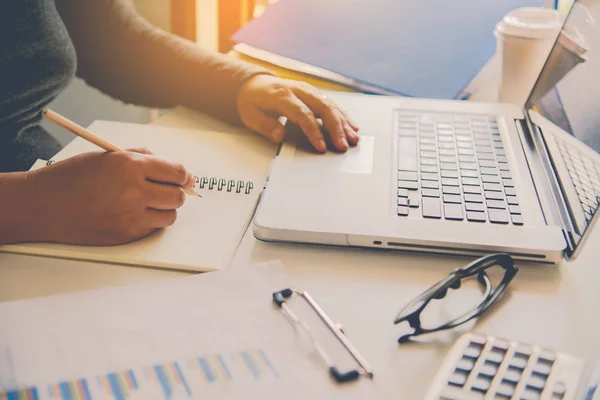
[{"left": 54, "top": 0, "right": 273, "bottom": 124}]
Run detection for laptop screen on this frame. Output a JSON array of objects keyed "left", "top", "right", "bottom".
[
  {"left": 526, "top": 0, "right": 599, "bottom": 255},
  {"left": 526, "top": 0, "right": 599, "bottom": 153}
]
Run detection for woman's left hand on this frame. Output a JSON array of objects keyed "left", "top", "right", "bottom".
[{"left": 237, "top": 75, "right": 360, "bottom": 153}]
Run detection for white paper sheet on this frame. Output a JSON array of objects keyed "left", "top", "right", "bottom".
[{"left": 0, "top": 261, "right": 385, "bottom": 399}]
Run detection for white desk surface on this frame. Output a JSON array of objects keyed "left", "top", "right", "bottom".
[{"left": 1, "top": 108, "right": 599, "bottom": 399}]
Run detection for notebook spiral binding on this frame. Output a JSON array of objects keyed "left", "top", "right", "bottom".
[
  {"left": 46, "top": 161, "right": 253, "bottom": 194},
  {"left": 194, "top": 175, "right": 254, "bottom": 195}
]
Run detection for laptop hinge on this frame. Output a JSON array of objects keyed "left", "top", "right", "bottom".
[{"left": 514, "top": 117, "right": 576, "bottom": 256}]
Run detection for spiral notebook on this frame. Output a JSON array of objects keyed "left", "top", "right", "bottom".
[{"left": 0, "top": 121, "right": 278, "bottom": 272}]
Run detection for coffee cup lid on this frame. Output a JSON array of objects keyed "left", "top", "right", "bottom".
[{"left": 495, "top": 7, "right": 564, "bottom": 39}]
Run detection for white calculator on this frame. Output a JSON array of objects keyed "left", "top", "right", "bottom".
[{"left": 425, "top": 332, "right": 600, "bottom": 400}]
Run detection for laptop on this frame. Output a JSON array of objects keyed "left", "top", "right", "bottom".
[{"left": 253, "top": 0, "right": 599, "bottom": 263}]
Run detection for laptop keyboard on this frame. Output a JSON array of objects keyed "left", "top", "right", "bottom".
[
  {"left": 555, "top": 137, "right": 600, "bottom": 224},
  {"left": 396, "top": 111, "right": 523, "bottom": 225}
]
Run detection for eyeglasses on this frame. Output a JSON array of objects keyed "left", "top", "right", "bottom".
[{"left": 393, "top": 253, "right": 518, "bottom": 343}]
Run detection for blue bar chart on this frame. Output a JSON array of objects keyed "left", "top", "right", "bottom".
[
  {"left": 239, "top": 349, "right": 279, "bottom": 380},
  {"left": 97, "top": 370, "right": 138, "bottom": 400},
  {"left": 47, "top": 379, "right": 91, "bottom": 400},
  {"left": 0, "top": 386, "right": 39, "bottom": 400},
  {"left": 1, "top": 349, "right": 278, "bottom": 400},
  {"left": 144, "top": 362, "right": 192, "bottom": 399},
  {"left": 190, "top": 355, "right": 232, "bottom": 384}
]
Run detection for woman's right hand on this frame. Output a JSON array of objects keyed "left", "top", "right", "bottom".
[{"left": 25, "top": 149, "right": 196, "bottom": 245}]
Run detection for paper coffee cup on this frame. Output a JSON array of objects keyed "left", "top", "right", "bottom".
[
  {"left": 528, "top": 26, "right": 589, "bottom": 105},
  {"left": 494, "top": 7, "right": 564, "bottom": 106}
]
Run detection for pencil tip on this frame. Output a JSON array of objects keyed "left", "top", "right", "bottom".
[{"left": 186, "top": 188, "right": 202, "bottom": 198}]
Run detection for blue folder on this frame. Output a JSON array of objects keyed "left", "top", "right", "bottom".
[{"left": 232, "top": 0, "right": 546, "bottom": 99}]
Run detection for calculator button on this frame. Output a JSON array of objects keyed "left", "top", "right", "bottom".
[
  {"left": 443, "top": 186, "right": 461, "bottom": 195},
  {"left": 466, "top": 203, "right": 486, "bottom": 212},
  {"left": 482, "top": 175, "right": 500, "bottom": 184},
  {"left": 509, "top": 353, "right": 529, "bottom": 370},
  {"left": 509, "top": 205, "right": 522, "bottom": 215},
  {"left": 421, "top": 165, "right": 438, "bottom": 173},
  {"left": 512, "top": 214, "right": 525, "bottom": 225},
  {"left": 399, "top": 180, "right": 419, "bottom": 190},
  {"left": 492, "top": 339, "right": 510, "bottom": 351},
  {"left": 397, "top": 206, "right": 409, "bottom": 216},
  {"left": 495, "top": 381, "right": 516, "bottom": 398},
  {"left": 478, "top": 361, "right": 498, "bottom": 377},
  {"left": 441, "top": 170, "right": 459, "bottom": 179},
  {"left": 484, "top": 191, "right": 504, "bottom": 200},
  {"left": 488, "top": 209, "right": 510, "bottom": 224},
  {"left": 423, "top": 180, "right": 439, "bottom": 189},
  {"left": 399, "top": 171, "right": 419, "bottom": 181},
  {"left": 514, "top": 345, "right": 532, "bottom": 357},
  {"left": 486, "top": 199, "right": 506, "bottom": 209},
  {"left": 538, "top": 350, "right": 556, "bottom": 363},
  {"left": 492, "top": 344, "right": 509, "bottom": 353},
  {"left": 531, "top": 360, "right": 552, "bottom": 376},
  {"left": 507, "top": 195, "right": 519, "bottom": 205},
  {"left": 461, "top": 169, "right": 479, "bottom": 177},
  {"left": 442, "top": 178, "right": 460, "bottom": 187},
  {"left": 503, "top": 366, "right": 523, "bottom": 383},
  {"left": 448, "top": 370, "right": 468, "bottom": 387},
  {"left": 552, "top": 382, "right": 566, "bottom": 398},
  {"left": 398, "top": 188, "right": 410, "bottom": 198},
  {"left": 422, "top": 172, "right": 439, "bottom": 181},
  {"left": 465, "top": 194, "right": 484, "bottom": 203},
  {"left": 422, "top": 188, "right": 441, "bottom": 198},
  {"left": 471, "top": 376, "right": 491, "bottom": 393},
  {"left": 439, "top": 390, "right": 484, "bottom": 400},
  {"left": 483, "top": 183, "right": 503, "bottom": 192},
  {"left": 521, "top": 386, "right": 542, "bottom": 400},
  {"left": 527, "top": 373, "right": 547, "bottom": 391},
  {"left": 444, "top": 204, "right": 464, "bottom": 221},
  {"left": 469, "top": 334, "right": 488, "bottom": 347},
  {"left": 466, "top": 211, "right": 486, "bottom": 223},
  {"left": 443, "top": 194, "right": 463, "bottom": 204},
  {"left": 463, "top": 185, "right": 482, "bottom": 194},
  {"left": 456, "top": 357, "right": 476, "bottom": 372},
  {"left": 463, "top": 344, "right": 483, "bottom": 359},
  {"left": 485, "top": 348, "right": 505, "bottom": 364}
]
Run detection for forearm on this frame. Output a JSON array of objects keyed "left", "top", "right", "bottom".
[
  {"left": 0, "top": 172, "right": 38, "bottom": 244},
  {"left": 56, "top": 0, "right": 272, "bottom": 123}
]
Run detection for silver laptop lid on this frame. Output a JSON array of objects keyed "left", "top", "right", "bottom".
[{"left": 525, "top": 0, "right": 599, "bottom": 258}]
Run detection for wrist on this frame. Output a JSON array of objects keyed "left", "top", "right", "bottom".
[
  {"left": 21, "top": 168, "right": 65, "bottom": 243},
  {"left": 0, "top": 171, "right": 43, "bottom": 244}
]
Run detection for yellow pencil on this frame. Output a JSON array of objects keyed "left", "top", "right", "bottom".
[{"left": 42, "top": 108, "right": 201, "bottom": 197}]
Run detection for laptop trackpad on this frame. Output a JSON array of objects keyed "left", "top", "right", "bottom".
[{"left": 286, "top": 123, "right": 375, "bottom": 174}]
